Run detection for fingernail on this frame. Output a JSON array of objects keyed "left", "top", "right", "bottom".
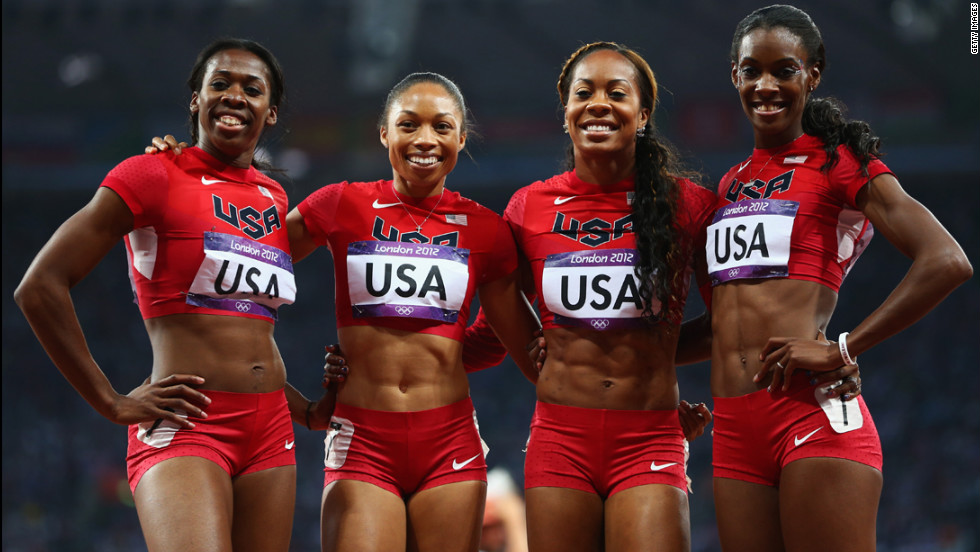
[{"left": 843, "top": 394, "right": 851, "bottom": 400}]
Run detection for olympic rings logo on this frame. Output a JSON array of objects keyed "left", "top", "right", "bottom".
[
  {"left": 728, "top": 268, "right": 740, "bottom": 278},
  {"left": 591, "top": 319, "right": 610, "bottom": 330},
  {"left": 395, "top": 306, "right": 415, "bottom": 316},
  {"left": 235, "top": 302, "right": 251, "bottom": 312}
]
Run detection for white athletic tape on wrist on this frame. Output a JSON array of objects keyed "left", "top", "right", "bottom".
[{"left": 838, "top": 332, "right": 858, "bottom": 366}]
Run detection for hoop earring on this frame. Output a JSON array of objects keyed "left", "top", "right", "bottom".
[
  {"left": 563, "top": 122, "right": 569, "bottom": 134},
  {"left": 636, "top": 127, "right": 646, "bottom": 138}
]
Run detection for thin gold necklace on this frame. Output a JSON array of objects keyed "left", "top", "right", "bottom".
[{"left": 393, "top": 183, "right": 445, "bottom": 233}]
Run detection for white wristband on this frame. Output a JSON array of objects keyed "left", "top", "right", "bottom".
[{"left": 838, "top": 332, "right": 858, "bottom": 366}]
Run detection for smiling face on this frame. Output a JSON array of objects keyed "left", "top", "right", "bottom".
[
  {"left": 563, "top": 49, "right": 650, "bottom": 169},
  {"left": 732, "top": 27, "right": 820, "bottom": 149},
  {"left": 190, "top": 49, "right": 278, "bottom": 167},
  {"left": 380, "top": 81, "right": 466, "bottom": 197}
]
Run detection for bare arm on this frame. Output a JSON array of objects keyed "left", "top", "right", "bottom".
[
  {"left": 477, "top": 270, "right": 542, "bottom": 384},
  {"left": 14, "top": 188, "right": 210, "bottom": 427},
  {"left": 285, "top": 207, "right": 319, "bottom": 263},
  {"left": 675, "top": 311, "right": 712, "bottom": 366},
  {"left": 760, "top": 173, "right": 972, "bottom": 383}
]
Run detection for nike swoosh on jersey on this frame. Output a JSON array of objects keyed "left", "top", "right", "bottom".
[
  {"left": 201, "top": 176, "right": 226, "bottom": 185},
  {"left": 452, "top": 453, "right": 481, "bottom": 470},
  {"left": 554, "top": 196, "right": 575, "bottom": 205},
  {"left": 794, "top": 427, "right": 822, "bottom": 447},
  {"left": 372, "top": 200, "right": 401, "bottom": 209},
  {"left": 649, "top": 461, "right": 677, "bottom": 471},
  {"left": 285, "top": 440, "right": 295, "bottom": 450}
]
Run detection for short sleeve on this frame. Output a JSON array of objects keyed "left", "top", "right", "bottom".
[
  {"left": 831, "top": 147, "right": 893, "bottom": 208},
  {"left": 481, "top": 216, "right": 519, "bottom": 283},
  {"left": 502, "top": 186, "right": 529, "bottom": 237},
  {"left": 100, "top": 154, "right": 170, "bottom": 227},
  {"left": 297, "top": 182, "right": 346, "bottom": 246}
]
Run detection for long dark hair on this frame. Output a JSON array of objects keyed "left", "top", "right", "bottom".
[
  {"left": 557, "top": 42, "right": 696, "bottom": 321},
  {"left": 731, "top": 5, "right": 882, "bottom": 173},
  {"left": 185, "top": 38, "right": 286, "bottom": 171}
]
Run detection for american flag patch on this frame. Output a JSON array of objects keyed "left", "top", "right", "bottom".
[
  {"left": 783, "top": 155, "right": 808, "bottom": 164},
  {"left": 445, "top": 214, "right": 468, "bottom": 226}
]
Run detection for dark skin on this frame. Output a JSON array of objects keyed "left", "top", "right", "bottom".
[
  {"left": 16, "top": 48, "right": 297, "bottom": 552},
  {"left": 709, "top": 27, "right": 972, "bottom": 552}
]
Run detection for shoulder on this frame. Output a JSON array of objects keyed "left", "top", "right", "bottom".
[
  {"left": 106, "top": 153, "right": 172, "bottom": 184},
  {"left": 676, "top": 177, "right": 716, "bottom": 204}
]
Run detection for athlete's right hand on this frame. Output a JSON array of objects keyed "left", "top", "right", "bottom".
[
  {"left": 144, "top": 134, "right": 187, "bottom": 155},
  {"left": 322, "top": 344, "right": 349, "bottom": 386},
  {"left": 113, "top": 374, "right": 211, "bottom": 428}
]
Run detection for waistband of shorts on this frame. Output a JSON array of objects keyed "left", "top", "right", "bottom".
[
  {"left": 195, "top": 388, "right": 287, "bottom": 413},
  {"left": 713, "top": 371, "right": 819, "bottom": 412},
  {"left": 533, "top": 400, "right": 679, "bottom": 427},
  {"left": 333, "top": 396, "right": 474, "bottom": 427}
]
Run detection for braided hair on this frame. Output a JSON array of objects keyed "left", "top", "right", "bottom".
[{"left": 557, "top": 42, "right": 696, "bottom": 321}]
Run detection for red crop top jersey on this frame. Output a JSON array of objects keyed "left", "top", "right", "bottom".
[
  {"left": 297, "top": 180, "right": 518, "bottom": 341},
  {"left": 504, "top": 171, "right": 716, "bottom": 330},
  {"left": 707, "top": 134, "right": 892, "bottom": 292},
  {"left": 101, "top": 147, "right": 295, "bottom": 322}
]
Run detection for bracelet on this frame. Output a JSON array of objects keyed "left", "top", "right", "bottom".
[
  {"left": 838, "top": 332, "right": 858, "bottom": 366},
  {"left": 305, "top": 400, "right": 315, "bottom": 430}
]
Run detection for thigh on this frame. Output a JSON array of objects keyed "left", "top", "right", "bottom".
[
  {"left": 134, "top": 456, "right": 234, "bottom": 552},
  {"left": 407, "top": 480, "right": 487, "bottom": 552},
  {"left": 713, "top": 477, "right": 784, "bottom": 552},
  {"left": 321, "top": 479, "right": 407, "bottom": 552},
  {"left": 605, "top": 484, "right": 689, "bottom": 552},
  {"left": 231, "top": 465, "right": 296, "bottom": 552},
  {"left": 779, "top": 458, "right": 882, "bottom": 552},
  {"left": 526, "top": 487, "right": 603, "bottom": 552}
]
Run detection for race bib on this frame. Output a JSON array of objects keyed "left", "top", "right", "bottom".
[
  {"left": 186, "top": 232, "right": 296, "bottom": 319},
  {"left": 814, "top": 382, "right": 864, "bottom": 433},
  {"left": 541, "top": 248, "right": 652, "bottom": 330},
  {"left": 347, "top": 241, "right": 470, "bottom": 323},
  {"left": 706, "top": 199, "right": 799, "bottom": 285}
]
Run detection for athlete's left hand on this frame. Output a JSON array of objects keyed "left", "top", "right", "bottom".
[
  {"left": 144, "top": 134, "right": 186, "bottom": 155},
  {"left": 526, "top": 329, "right": 547, "bottom": 374},
  {"left": 757, "top": 333, "right": 847, "bottom": 392}
]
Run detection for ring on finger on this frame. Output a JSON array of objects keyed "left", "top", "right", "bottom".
[
  {"left": 776, "top": 361, "right": 785, "bottom": 369},
  {"left": 325, "top": 352, "right": 332, "bottom": 362}
]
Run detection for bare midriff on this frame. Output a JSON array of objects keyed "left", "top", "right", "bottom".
[
  {"left": 145, "top": 313, "right": 285, "bottom": 394},
  {"left": 710, "top": 278, "right": 839, "bottom": 397},
  {"left": 335, "top": 325, "right": 469, "bottom": 412},
  {"left": 536, "top": 323, "right": 680, "bottom": 411}
]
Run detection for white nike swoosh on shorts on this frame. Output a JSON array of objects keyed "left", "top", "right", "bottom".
[
  {"left": 794, "top": 427, "right": 822, "bottom": 446},
  {"left": 452, "top": 453, "right": 481, "bottom": 470}
]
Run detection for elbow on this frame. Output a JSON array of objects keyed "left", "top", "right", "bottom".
[
  {"left": 946, "top": 250, "right": 973, "bottom": 285},
  {"left": 13, "top": 276, "right": 36, "bottom": 314}
]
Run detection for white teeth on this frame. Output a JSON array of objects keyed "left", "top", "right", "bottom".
[
  {"left": 585, "top": 125, "right": 612, "bottom": 132},
  {"left": 409, "top": 156, "right": 438, "bottom": 165},
  {"left": 219, "top": 116, "right": 244, "bottom": 126},
  {"left": 755, "top": 104, "right": 782, "bottom": 113}
]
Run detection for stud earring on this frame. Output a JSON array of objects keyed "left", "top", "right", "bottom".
[
  {"left": 562, "top": 122, "right": 569, "bottom": 134},
  {"left": 636, "top": 126, "right": 646, "bottom": 138}
]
